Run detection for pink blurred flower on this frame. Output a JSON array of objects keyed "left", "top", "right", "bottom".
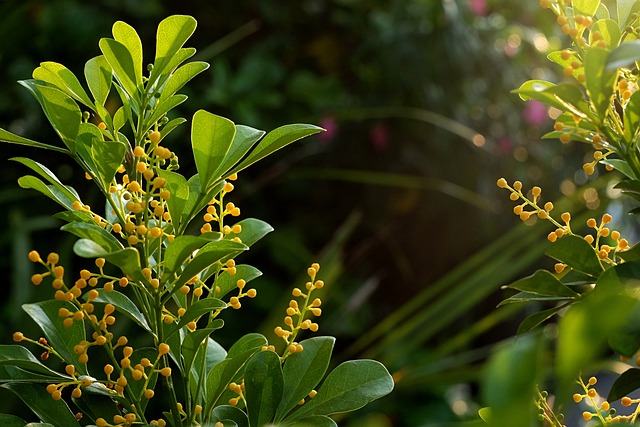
[
  {"left": 318, "top": 116, "right": 338, "bottom": 142},
  {"left": 468, "top": 0, "right": 488, "bottom": 16},
  {"left": 370, "top": 123, "right": 389, "bottom": 152},
  {"left": 523, "top": 100, "right": 548, "bottom": 126}
]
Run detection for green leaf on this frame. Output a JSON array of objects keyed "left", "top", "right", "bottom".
[
  {"left": 584, "top": 47, "right": 617, "bottom": 119},
  {"left": 624, "top": 92, "right": 640, "bottom": 143},
  {"left": 85, "top": 56, "right": 113, "bottom": 106},
  {"left": 173, "top": 239, "right": 248, "bottom": 290},
  {"left": 481, "top": 335, "right": 542, "bottom": 426},
  {"left": 92, "top": 290, "right": 152, "bottom": 332},
  {"left": 61, "top": 221, "right": 123, "bottom": 253},
  {"left": 498, "top": 292, "right": 574, "bottom": 306},
  {"left": 0, "top": 128, "right": 68, "bottom": 153},
  {"left": 33, "top": 62, "right": 93, "bottom": 108},
  {"left": 152, "top": 15, "right": 198, "bottom": 82},
  {"left": 182, "top": 319, "right": 225, "bottom": 379},
  {"left": 213, "top": 265, "right": 262, "bottom": 299},
  {"left": 506, "top": 269, "right": 580, "bottom": 298},
  {"left": 608, "top": 301, "right": 640, "bottom": 356},
  {"left": 12, "top": 157, "right": 80, "bottom": 203},
  {"left": 0, "top": 414, "right": 27, "bottom": 427},
  {"left": 245, "top": 350, "right": 283, "bottom": 427},
  {"left": 589, "top": 19, "right": 620, "bottom": 47},
  {"left": 145, "top": 94, "right": 188, "bottom": 134},
  {"left": 607, "top": 41, "right": 640, "bottom": 70},
  {"left": 573, "top": 0, "right": 601, "bottom": 16},
  {"left": 618, "top": 0, "right": 640, "bottom": 29},
  {"left": 156, "top": 169, "right": 190, "bottom": 228},
  {"left": 204, "top": 337, "right": 266, "bottom": 413},
  {"left": 162, "top": 235, "right": 214, "bottom": 284},
  {"left": 73, "top": 241, "right": 146, "bottom": 283},
  {"left": 226, "top": 218, "right": 274, "bottom": 247},
  {"left": 596, "top": 262, "right": 640, "bottom": 296},
  {"left": 22, "top": 301, "right": 87, "bottom": 374},
  {"left": 275, "top": 336, "right": 335, "bottom": 422},
  {"left": 111, "top": 21, "right": 143, "bottom": 91},
  {"left": 159, "top": 61, "right": 209, "bottom": 102},
  {"left": 91, "top": 139, "right": 126, "bottom": 191},
  {"left": 17, "top": 176, "right": 75, "bottom": 211},
  {"left": 121, "top": 347, "right": 158, "bottom": 411},
  {"left": 19, "top": 80, "right": 81, "bottom": 151},
  {"left": 601, "top": 158, "right": 638, "bottom": 179},
  {"left": 1, "top": 383, "right": 80, "bottom": 426},
  {"left": 191, "top": 110, "right": 237, "bottom": 189},
  {"left": 545, "top": 235, "right": 603, "bottom": 277},
  {"left": 478, "top": 407, "right": 492, "bottom": 423},
  {"left": 516, "top": 304, "right": 572, "bottom": 334},
  {"left": 619, "top": 242, "right": 640, "bottom": 262},
  {"left": 228, "top": 124, "right": 324, "bottom": 177},
  {"left": 0, "top": 366, "right": 68, "bottom": 383},
  {"left": 283, "top": 416, "right": 338, "bottom": 427},
  {"left": 215, "top": 125, "right": 266, "bottom": 179},
  {"left": 513, "top": 81, "right": 592, "bottom": 120},
  {"left": 210, "top": 405, "right": 248, "bottom": 427},
  {"left": 176, "top": 299, "right": 227, "bottom": 330},
  {"left": 0, "top": 345, "right": 70, "bottom": 379},
  {"left": 609, "top": 368, "right": 640, "bottom": 401},
  {"left": 287, "top": 360, "right": 394, "bottom": 421},
  {"left": 99, "top": 38, "right": 139, "bottom": 101}
]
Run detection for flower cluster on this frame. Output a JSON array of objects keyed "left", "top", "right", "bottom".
[{"left": 573, "top": 376, "right": 640, "bottom": 424}]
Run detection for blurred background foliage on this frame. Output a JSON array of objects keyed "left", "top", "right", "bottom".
[{"left": 0, "top": 0, "right": 616, "bottom": 425}]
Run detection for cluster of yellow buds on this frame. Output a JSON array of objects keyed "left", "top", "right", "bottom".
[
  {"left": 200, "top": 174, "right": 242, "bottom": 238},
  {"left": 573, "top": 376, "right": 634, "bottom": 423},
  {"left": 226, "top": 272, "right": 258, "bottom": 310},
  {"left": 539, "top": 0, "right": 597, "bottom": 49},
  {"left": 274, "top": 263, "right": 324, "bottom": 357},
  {"left": 45, "top": 364, "right": 93, "bottom": 401},
  {"left": 228, "top": 380, "right": 245, "bottom": 406}
]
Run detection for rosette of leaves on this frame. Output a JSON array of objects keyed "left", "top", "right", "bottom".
[{"left": 0, "top": 15, "right": 393, "bottom": 427}]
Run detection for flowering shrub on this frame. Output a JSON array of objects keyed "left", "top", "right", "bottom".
[
  {"left": 480, "top": 0, "right": 640, "bottom": 425},
  {"left": 0, "top": 15, "right": 393, "bottom": 427}
]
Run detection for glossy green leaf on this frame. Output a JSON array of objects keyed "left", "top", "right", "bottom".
[
  {"left": 2, "top": 383, "right": 80, "bottom": 427},
  {"left": 478, "top": 407, "right": 492, "bottom": 423},
  {"left": 19, "top": 80, "right": 81, "bottom": 151},
  {"left": 609, "top": 368, "right": 640, "bottom": 401},
  {"left": 91, "top": 139, "right": 126, "bottom": 191},
  {"left": 513, "top": 81, "right": 591, "bottom": 120},
  {"left": 624, "top": 92, "right": 640, "bottom": 143},
  {"left": 227, "top": 124, "right": 324, "bottom": 177},
  {"left": 99, "top": 38, "right": 139, "bottom": 100},
  {"left": 182, "top": 319, "right": 225, "bottom": 379},
  {"left": 498, "top": 291, "right": 574, "bottom": 306},
  {"left": 0, "top": 128, "right": 67, "bottom": 153},
  {"left": 159, "top": 61, "right": 209, "bottom": 102},
  {"left": 173, "top": 239, "right": 247, "bottom": 289},
  {"left": 84, "top": 56, "right": 113, "bottom": 106},
  {"left": 12, "top": 157, "right": 80, "bottom": 202},
  {"left": 0, "top": 365, "right": 68, "bottom": 384},
  {"left": 145, "top": 94, "right": 187, "bottom": 133},
  {"left": 516, "top": 304, "right": 572, "bottom": 334},
  {"left": 156, "top": 169, "right": 189, "bottom": 228},
  {"left": 590, "top": 19, "right": 620, "bottom": 47},
  {"left": 176, "top": 299, "right": 227, "bottom": 330},
  {"left": 213, "top": 264, "right": 262, "bottom": 299},
  {"left": 92, "top": 290, "right": 151, "bottom": 332},
  {"left": 618, "top": 0, "right": 640, "bottom": 29},
  {"left": 17, "top": 176, "right": 75, "bottom": 211},
  {"left": 152, "top": 15, "right": 197, "bottom": 82},
  {"left": 226, "top": 218, "right": 274, "bottom": 247},
  {"left": 275, "top": 336, "right": 335, "bottom": 422},
  {"left": 215, "top": 125, "right": 266, "bottom": 179},
  {"left": 0, "top": 345, "right": 70, "bottom": 379},
  {"left": 573, "top": 0, "right": 601, "bottom": 16},
  {"left": 210, "top": 405, "right": 248, "bottom": 427},
  {"left": 584, "top": 47, "right": 616, "bottom": 119},
  {"left": 245, "top": 350, "right": 283, "bottom": 427},
  {"left": 204, "top": 336, "right": 266, "bottom": 413},
  {"left": 61, "top": 222, "right": 123, "bottom": 253},
  {"left": 545, "top": 235, "right": 603, "bottom": 277},
  {"left": 73, "top": 240, "right": 146, "bottom": 283},
  {"left": 287, "top": 360, "right": 394, "bottom": 421},
  {"left": 22, "top": 300, "right": 87, "bottom": 373},
  {"left": 283, "top": 416, "right": 338, "bottom": 427},
  {"left": 71, "top": 385, "right": 120, "bottom": 425},
  {"left": 607, "top": 41, "right": 640, "bottom": 70},
  {"left": 481, "top": 334, "right": 542, "bottom": 426},
  {"left": 506, "top": 269, "right": 579, "bottom": 298},
  {"left": 601, "top": 158, "right": 638, "bottom": 179},
  {"left": 111, "top": 21, "right": 143, "bottom": 90},
  {"left": 191, "top": 110, "right": 237, "bottom": 189},
  {"left": 596, "top": 262, "right": 640, "bottom": 295},
  {"left": 162, "top": 235, "right": 213, "bottom": 284},
  {"left": 0, "top": 414, "right": 27, "bottom": 427},
  {"left": 33, "top": 62, "right": 93, "bottom": 108}
]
